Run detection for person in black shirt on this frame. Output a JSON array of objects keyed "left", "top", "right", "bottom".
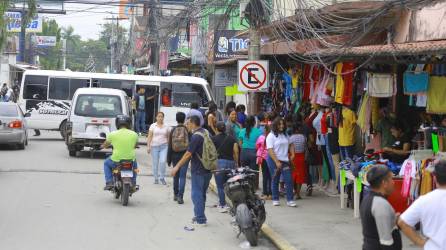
[
  {"left": 211, "top": 122, "right": 239, "bottom": 213},
  {"left": 383, "top": 122, "right": 411, "bottom": 164},
  {"left": 360, "top": 165, "right": 402, "bottom": 250},
  {"left": 171, "top": 115, "right": 212, "bottom": 226}
]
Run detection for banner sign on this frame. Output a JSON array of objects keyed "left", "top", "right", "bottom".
[
  {"left": 214, "top": 68, "right": 237, "bottom": 87},
  {"left": 34, "top": 36, "right": 57, "bottom": 47},
  {"left": 214, "top": 30, "right": 248, "bottom": 61},
  {"left": 119, "top": 0, "right": 134, "bottom": 19},
  {"left": 5, "top": 12, "right": 42, "bottom": 33}
]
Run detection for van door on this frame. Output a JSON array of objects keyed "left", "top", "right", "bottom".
[{"left": 134, "top": 81, "right": 159, "bottom": 129}]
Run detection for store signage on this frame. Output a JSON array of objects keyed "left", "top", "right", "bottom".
[
  {"left": 238, "top": 60, "right": 269, "bottom": 91},
  {"left": 214, "top": 68, "right": 237, "bottom": 87},
  {"left": 5, "top": 12, "right": 42, "bottom": 33},
  {"left": 214, "top": 30, "right": 248, "bottom": 61},
  {"left": 34, "top": 36, "right": 57, "bottom": 47}
]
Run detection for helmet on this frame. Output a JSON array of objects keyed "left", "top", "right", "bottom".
[{"left": 115, "top": 114, "right": 132, "bottom": 129}]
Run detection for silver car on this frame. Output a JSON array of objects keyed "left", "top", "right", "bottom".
[{"left": 0, "top": 102, "right": 28, "bottom": 149}]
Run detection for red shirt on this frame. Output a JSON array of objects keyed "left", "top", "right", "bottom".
[{"left": 321, "top": 111, "right": 330, "bottom": 135}]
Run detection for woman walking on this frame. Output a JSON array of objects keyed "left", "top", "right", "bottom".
[
  {"left": 239, "top": 116, "right": 263, "bottom": 189},
  {"left": 147, "top": 112, "right": 170, "bottom": 185},
  {"left": 289, "top": 123, "right": 307, "bottom": 200},
  {"left": 256, "top": 125, "right": 272, "bottom": 199},
  {"left": 266, "top": 117, "right": 296, "bottom": 207},
  {"left": 212, "top": 122, "right": 239, "bottom": 213}
]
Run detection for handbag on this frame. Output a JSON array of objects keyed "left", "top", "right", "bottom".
[{"left": 403, "top": 64, "right": 429, "bottom": 94}]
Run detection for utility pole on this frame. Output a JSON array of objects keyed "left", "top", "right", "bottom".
[
  {"left": 148, "top": 0, "right": 160, "bottom": 75},
  {"left": 105, "top": 16, "right": 126, "bottom": 73},
  {"left": 10, "top": 4, "right": 66, "bottom": 63},
  {"left": 62, "top": 39, "right": 66, "bottom": 70}
]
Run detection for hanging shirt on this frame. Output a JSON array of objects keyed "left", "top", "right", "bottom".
[
  {"left": 427, "top": 76, "right": 446, "bottom": 114},
  {"left": 313, "top": 110, "right": 326, "bottom": 146},
  {"left": 335, "top": 62, "right": 345, "bottom": 104},
  {"left": 338, "top": 107, "right": 357, "bottom": 147},
  {"left": 342, "top": 62, "right": 355, "bottom": 106}
]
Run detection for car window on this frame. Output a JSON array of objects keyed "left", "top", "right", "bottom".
[
  {"left": 49, "top": 78, "right": 70, "bottom": 100},
  {"left": 0, "top": 105, "right": 18, "bottom": 117},
  {"left": 74, "top": 95, "right": 122, "bottom": 118}
]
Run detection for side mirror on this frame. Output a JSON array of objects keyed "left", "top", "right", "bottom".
[
  {"left": 99, "top": 132, "right": 107, "bottom": 138},
  {"left": 24, "top": 112, "right": 31, "bottom": 118}
]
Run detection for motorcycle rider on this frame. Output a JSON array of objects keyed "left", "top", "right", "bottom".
[{"left": 102, "top": 115, "right": 139, "bottom": 190}]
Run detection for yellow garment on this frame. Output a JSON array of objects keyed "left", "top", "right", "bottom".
[
  {"left": 357, "top": 94, "right": 369, "bottom": 133},
  {"left": 335, "top": 62, "right": 344, "bottom": 104},
  {"left": 371, "top": 97, "right": 380, "bottom": 130},
  {"left": 339, "top": 107, "right": 357, "bottom": 146},
  {"left": 427, "top": 76, "right": 446, "bottom": 114},
  {"left": 288, "top": 68, "right": 299, "bottom": 88},
  {"left": 420, "top": 160, "right": 433, "bottom": 195}
]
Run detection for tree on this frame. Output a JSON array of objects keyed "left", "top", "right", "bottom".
[
  {"left": 0, "top": 0, "right": 36, "bottom": 51},
  {"left": 39, "top": 19, "right": 62, "bottom": 70},
  {"left": 62, "top": 26, "right": 82, "bottom": 70}
]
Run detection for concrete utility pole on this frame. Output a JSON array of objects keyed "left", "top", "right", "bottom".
[
  {"left": 148, "top": 0, "right": 160, "bottom": 75},
  {"left": 105, "top": 16, "right": 127, "bottom": 73}
]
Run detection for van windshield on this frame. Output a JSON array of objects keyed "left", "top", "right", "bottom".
[{"left": 74, "top": 95, "right": 122, "bottom": 118}]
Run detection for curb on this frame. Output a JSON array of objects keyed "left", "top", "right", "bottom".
[{"left": 207, "top": 179, "right": 297, "bottom": 250}]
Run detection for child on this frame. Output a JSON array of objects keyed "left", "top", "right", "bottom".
[
  {"left": 256, "top": 125, "right": 272, "bottom": 199},
  {"left": 289, "top": 123, "right": 307, "bottom": 199}
]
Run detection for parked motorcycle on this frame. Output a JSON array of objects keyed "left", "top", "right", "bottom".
[{"left": 218, "top": 167, "right": 266, "bottom": 246}]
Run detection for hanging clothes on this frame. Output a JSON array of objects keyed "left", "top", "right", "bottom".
[
  {"left": 367, "top": 73, "right": 396, "bottom": 98},
  {"left": 341, "top": 62, "right": 355, "bottom": 106},
  {"left": 427, "top": 76, "right": 446, "bottom": 114},
  {"left": 302, "top": 65, "right": 312, "bottom": 101},
  {"left": 335, "top": 62, "right": 345, "bottom": 104},
  {"left": 339, "top": 107, "right": 357, "bottom": 147}
]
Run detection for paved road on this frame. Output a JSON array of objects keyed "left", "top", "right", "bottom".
[{"left": 0, "top": 132, "right": 275, "bottom": 250}]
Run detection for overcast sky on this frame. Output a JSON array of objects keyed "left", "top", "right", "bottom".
[{"left": 43, "top": 2, "right": 130, "bottom": 40}]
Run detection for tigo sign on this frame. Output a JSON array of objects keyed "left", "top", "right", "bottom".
[{"left": 5, "top": 12, "right": 42, "bottom": 33}]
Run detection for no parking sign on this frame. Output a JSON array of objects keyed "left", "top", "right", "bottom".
[{"left": 238, "top": 60, "right": 269, "bottom": 91}]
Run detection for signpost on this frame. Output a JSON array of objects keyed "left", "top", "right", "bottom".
[{"left": 237, "top": 60, "right": 269, "bottom": 91}]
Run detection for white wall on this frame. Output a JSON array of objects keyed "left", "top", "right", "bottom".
[{"left": 0, "top": 54, "right": 17, "bottom": 86}]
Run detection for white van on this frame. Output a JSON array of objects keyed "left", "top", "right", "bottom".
[{"left": 65, "top": 88, "right": 131, "bottom": 157}]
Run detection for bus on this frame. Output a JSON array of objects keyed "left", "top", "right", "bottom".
[{"left": 18, "top": 70, "right": 213, "bottom": 137}]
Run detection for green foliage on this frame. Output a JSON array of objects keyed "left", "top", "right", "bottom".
[{"left": 39, "top": 19, "right": 62, "bottom": 70}]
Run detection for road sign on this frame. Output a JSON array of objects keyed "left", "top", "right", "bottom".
[{"left": 238, "top": 60, "right": 269, "bottom": 91}]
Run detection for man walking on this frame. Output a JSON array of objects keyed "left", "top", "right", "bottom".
[
  {"left": 133, "top": 88, "right": 155, "bottom": 135},
  {"left": 360, "top": 165, "right": 402, "bottom": 250},
  {"left": 398, "top": 160, "right": 446, "bottom": 250},
  {"left": 171, "top": 115, "right": 212, "bottom": 226}
]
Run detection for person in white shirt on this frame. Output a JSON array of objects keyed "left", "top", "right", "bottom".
[{"left": 398, "top": 160, "right": 446, "bottom": 250}]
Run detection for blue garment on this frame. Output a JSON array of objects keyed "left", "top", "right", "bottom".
[
  {"left": 135, "top": 110, "right": 146, "bottom": 133},
  {"left": 191, "top": 172, "right": 212, "bottom": 224},
  {"left": 186, "top": 109, "right": 204, "bottom": 127},
  {"left": 239, "top": 127, "right": 262, "bottom": 149},
  {"left": 188, "top": 128, "right": 211, "bottom": 175},
  {"left": 237, "top": 112, "right": 246, "bottom": 126},
  {"left": 138, "top": 95, "right": 145, "bottom": 110},
  {"left": 103, "top": 156, "right": 138, "bottom": 184},
  {"left": 151, "top": 144, "right": 168, "bottom": 180},
  {"left": 172, "top": 152, "right": 189, "bottom": 199},
  {"left": 266, "top": 156, "right": 294, "bottom": 202},
  {"left": 241, "top": 148, "right": 257, "bottom": 170},
  {"left": 340, "top": 145, "right": 355, "bottom": 161},
  {"left": 215, "top": 159, "right": 235, "bottom": 206}
]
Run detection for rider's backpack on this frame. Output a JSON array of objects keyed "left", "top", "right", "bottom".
[
  {"left": 171, "top": 125, "right": 189, "bottom": 152},
  {"left": 194, "top": 130, "right": 218, "bottom": 171}
]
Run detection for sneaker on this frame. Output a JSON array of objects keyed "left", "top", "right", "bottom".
[
  {"left": 218, "top": 205, "right": 230, "bottom": 213},
  {"left": 103, "top": 182, "right": 113, "bottom": 191},
  {"left": 154, "top": 179, "right": 159, "bottom": 184},
  {"left": 272, "top": 200, "right": 280, "bottom": 206},
  {"left": 177, "top": 197, "right": 184, "bottom": 204},
  {"left": 287, "top": 201, "right": 297, "bottom": 207},
  {"left": 191, "top": 218, "right": 207, "bottom": 227},
  {"left": 160, "top": 179, "right": 167, "bottom": 185}
]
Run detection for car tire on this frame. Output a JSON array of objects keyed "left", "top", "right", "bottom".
[
  {"left": 69, "top": 150, "right": 76, "bottom": 157},
  {"left": 17, "top": 142, "right": 25, "bottom": 150},
  {"left": 59, "top": 120, "right": 67, "bottom": 140}
]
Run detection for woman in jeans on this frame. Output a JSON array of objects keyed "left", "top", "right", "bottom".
[
  {"left": 239, "top": 116, "right": 263, "bottom": 189},
  {"left": 212, "top": 122, "right": 239, "bottom": 213},
  {"left": 266, "top": 117, "right": 296, "bottom": 207},
  {"left": 147, "top": 112, "right": 170, "bottom": 185}
]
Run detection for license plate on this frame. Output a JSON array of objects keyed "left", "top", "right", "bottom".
[{"left": 121, "top": 171, "right": 133, "bottom": 177}]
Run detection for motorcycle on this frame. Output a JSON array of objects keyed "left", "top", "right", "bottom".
[
  {"left": 100, "top": 133, "right": 139, "bottom": 206},
  {"left": 218, "top": 167, "right": 266, "bottom": 246}
]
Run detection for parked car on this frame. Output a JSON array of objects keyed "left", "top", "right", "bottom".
[
  {"left": 65, "top": 88, "right": 132, "bottom": 157},
  {"left": 0, "top": 102, "right": 28, "bottom": 149}
]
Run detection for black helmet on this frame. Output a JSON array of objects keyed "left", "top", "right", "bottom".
[{"left": 115, "top": 114, "right": 132, "bottom": 129}]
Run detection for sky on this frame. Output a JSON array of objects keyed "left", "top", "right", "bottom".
[{"left": 43, "top": 2, "right": 129, "bottom": 40}]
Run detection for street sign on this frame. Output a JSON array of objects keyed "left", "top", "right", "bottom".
[
  {"left": 238, "top": 60, "right": 269, "bottom": 91},
  {"left": 34, "top": 36, "right": 56, "bottom": 47}
]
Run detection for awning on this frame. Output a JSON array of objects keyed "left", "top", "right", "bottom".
[
  {"left": 213, "top": 55, "right": 248, "bottom": 66},
  {"left": 304, "top": 40, "right": 446, "bottom": 58}
]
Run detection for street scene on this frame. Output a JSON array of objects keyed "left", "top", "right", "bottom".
[{"left": 1, "top": 0, "right": 446, "bottom": 250}]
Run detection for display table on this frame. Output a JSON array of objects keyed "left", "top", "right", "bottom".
[{"left": 340, "top": 170, "right": 361, "bottom": 218}]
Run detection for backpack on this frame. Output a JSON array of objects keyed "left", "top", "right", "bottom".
[
  {"left": 194, "top": 130, "right": 218, "bottom": 171},
  {"left": 171, "top": 125, "right": 189, "bottom": 152}
]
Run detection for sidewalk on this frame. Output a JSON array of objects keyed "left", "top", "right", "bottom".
[{"left": 262, "top": 186, "right": 419, "bottom": 250}]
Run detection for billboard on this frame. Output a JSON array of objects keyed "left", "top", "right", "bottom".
[
  {"left": 119, "top": 0, "right": 134, "bottom": 19},
  {"left": 5, "top": 12, "right": 42, "bottom": 33},
  {"left": 34, "top": 36, "right": 57, "bottom": 47},
  {"left": 213, "top": 30, "right": 248, "bottom": 61}
]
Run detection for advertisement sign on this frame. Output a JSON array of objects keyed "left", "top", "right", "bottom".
[
  {"left": 34, "top": 36, "right": 57, "bottom": 47},
  {"left": 191, "top": 22, "right": 207, "bottom": 65},
  {"left": 214, "top": 68, "right": 237, "bottom": 87},
  {"left": 119, "top": 0, "right": 134, "bottom": 19},
  {"left": 214, "top": 30, "right": 248, "bottom": 61},
  {"left": 238, "top": 60, "right": 269, "bottom": 92},
  {"left": 5, "top": 12, "right": 42, "bottom": 33}
]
